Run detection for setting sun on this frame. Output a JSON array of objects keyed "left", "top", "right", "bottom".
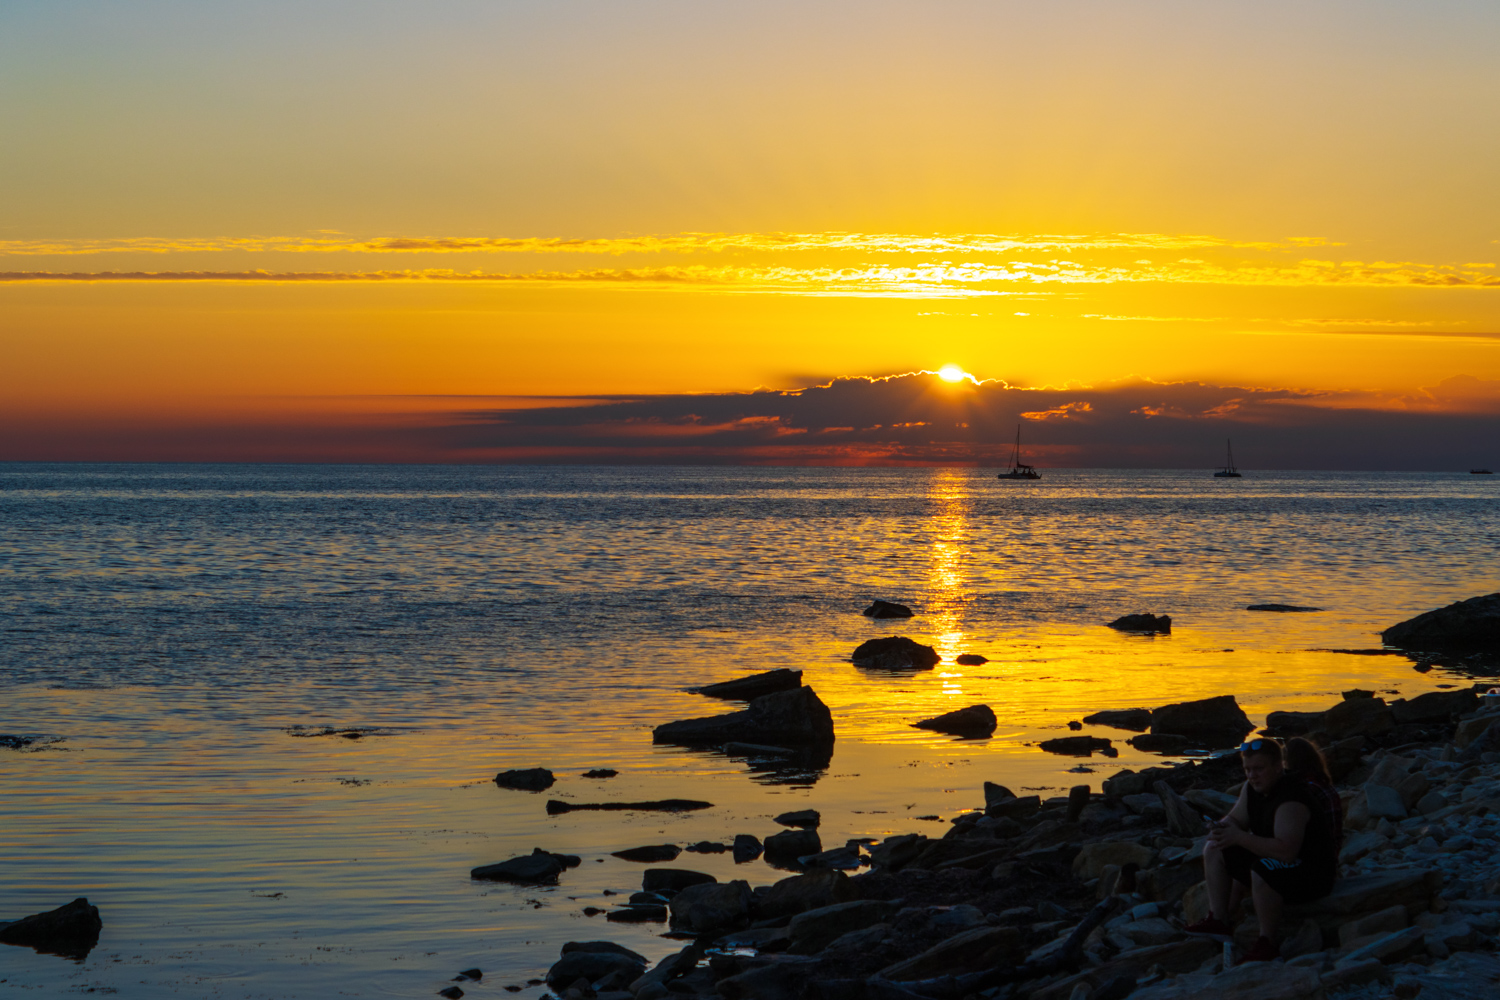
[{"left": 938, "top": 364, "right": 968, "bottom": 383}]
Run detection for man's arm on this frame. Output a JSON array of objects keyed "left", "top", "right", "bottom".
[{"left": 1217, "top": 801, "right": 1309, "bottom": 861}]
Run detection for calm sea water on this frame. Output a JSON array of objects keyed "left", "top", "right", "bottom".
[{"left": 2, "top": 464, "right": 1497, "bottom": 997}]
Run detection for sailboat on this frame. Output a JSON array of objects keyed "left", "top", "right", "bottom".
[
  {"left": 1214, "top": 439, "right": 1242, "bottom": 478},
  {"left": 997, "top": 424, "right": 1040, "bottom": 480}
]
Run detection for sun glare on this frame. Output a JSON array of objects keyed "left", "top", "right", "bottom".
[{"left": 938, "top": 364, "right": 968, "bottom": 383}]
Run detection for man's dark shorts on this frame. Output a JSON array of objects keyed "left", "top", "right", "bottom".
[{"left": 1223, "top": 845, "right": 1336, "bottom": 904}]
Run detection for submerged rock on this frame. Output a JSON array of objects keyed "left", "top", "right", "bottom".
[
  {"left": 1108, "top": 613, "right": 1172, "bottom": 633},
  {"left": 1083, "top": 708, "right": 1153, "bottom": 731},
  {"left": 913, "top": 704, "right": 997, "bottom": 738},
  {"left": 863, "top": 599, "right": 915, "bottom": 619},
  {"left": 652, "top": 686, "right": 835, "bottom": 748},
  {"left": 851, "top": 636, "right": 940, "bottom": 670},
  {"left": 695, "top": 668, "right": 803, "bottom": 701},
  {"left": 1247, "top": 603, "right": 1324, "bottom": 612},
  {"left": 493, "top": 768, "right": 555, "bottom": 791},
  {"left": 1382, "top": 592, "right": 1500, "bottom": 649},
  {"left": 0, "top": 897, "right": 102, "bottom": 959}
]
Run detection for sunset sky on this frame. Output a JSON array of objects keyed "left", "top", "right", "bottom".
[{"left": 3, "top": 1, "right": 1498, "bottom": 465}]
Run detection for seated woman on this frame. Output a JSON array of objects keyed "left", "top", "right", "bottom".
[{"left": 1185, "top": 737, "right": 1339, "bottom": 962}]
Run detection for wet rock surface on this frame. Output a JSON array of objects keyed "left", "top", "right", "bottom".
[
  {"left": 653, "top": 686, "right": 836, "bottom": 748},
  {"left": 470, "top": 848, "right": 580, "bottom": 884},
  {"left": 493, "top": 768, "right": 556, "bottom": 791}
]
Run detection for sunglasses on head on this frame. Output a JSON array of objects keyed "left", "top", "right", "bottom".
[{"left": 1239, "top": 738, "right": 1280, "bottom": 752}]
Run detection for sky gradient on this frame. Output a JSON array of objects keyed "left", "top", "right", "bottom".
[{"left": 3, "top": 1, "right": 1498, "bottom": 465}]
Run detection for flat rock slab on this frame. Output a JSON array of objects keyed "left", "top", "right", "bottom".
[
  {"left": 611, "top": 844, "right": 681, "bottom": 863},
  {"left": 653, "top": 686, "right": 835, "bottom": 747},
  {"left": 914, "top": 704, "right": 997, "bottom": 738},
  {"left": 851, "top": 636, "right": 940, "bottom": 670},
  {"left": 1040, "top": 735, "right": 1114, "bottom": 756},
  {"left": 641, "top": 869, "right": 717, "bottom": 893},
  {"left": 547, "top": 799, "right": 712, "bottom": 814},
  {"left": 696, "top": 669, "right": 803, "bottom": 701},
  {"left": 1247, "top": 604, "right": 1323, "bottom": 612},
  {"left": 471, "top": 849, "right": 580, "bottom": 883},
  {"left": 494, "top": 768, "right": 556, "bottom": 791}
]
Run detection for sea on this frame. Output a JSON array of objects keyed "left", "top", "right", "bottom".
[{"left": 1, "top": 464, "right": 1497, "bottom": 998}]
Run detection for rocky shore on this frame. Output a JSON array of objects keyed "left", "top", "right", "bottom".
[{"left": 508, "top": 685, "right": 1500, "bottom": 1000}]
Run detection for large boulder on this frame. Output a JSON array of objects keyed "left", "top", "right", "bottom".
[
  {"left": 652, "top": 686, "right": 835, "bottom": 748},
  {"left": 753, "top": 868, "right": 855, "bottom": 918},
  {"left": 0, "top": 898, "right": 101, "bottom": 959},
  {"left": 545, "top": 947, "right": 647, "bottom": 989},
  {"left": 913, "top": 704, "right": 997, "bottom": 738},
  {"left": 668, "top": 880, "right": 752, "bottom": 935},
  {"left": 1324, "top": 697, "right": 1395, "bottom": 739},
  {"left": 1391, "top": 689, "right": 1478, "bottom": 724},
  {"left": 851, "top": 636, "right": 940, "bottom": 670},
  {"left": 1108, "top": 613, "right": 1171, "bottom": 633},
  {"left": 1382, "top": 593, "right": 1500, "bottom": 649},
  {"left": 1150, "top": 695, "right": 1253, "bottom": 745},
  {"left": 786, "top": 900, "right": 899, "bottom": 954},
  {"left": 696, "top": 669, "right": 802, "bottom": 701},
  {"left": 877, "top": 925, "right": 1024, "bottom": 981}
]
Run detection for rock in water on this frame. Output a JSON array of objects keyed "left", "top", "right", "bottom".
[
  {"left": 1083, "top": 708, "right": 1153, "bottom": 731},
  {"left": 668, "top": 880, "right": 752, "bottom": 935},
  {"left": 546, "top": 798, "right": 712, "bottom": 814},
  {"left": 773, "top": 809, "right": 821, "bottom": 828},
  {"left": 1149, "top": 694, "right": 1253, "bottom": 745},
  {"left": 851, "top": 636, "right": 940, "bottom": 670},
  {"left": 652, "top": 686, "right": 835, "bottom": 748},
  {"left": 732, "top": 834, "right": 763, "bottom": 862},
  {"left": 1107, "top": 613, "right": 1172, "bottom": 633},
  {"left": 913, "top": 705, "right": 997, "bottom": 738},
  {"left": 1382, "top": 592, "right": 1500, "bottom": 649},
  {"left": 954, "top": 653, "right": 988, "bottom": 665},
  {"left": 470, "top": 848, "right": 580, "bottom": 883},
  {"left": 581, "top": 768, "right": 617, "bottom": 779},
  {"left": 1247, "top": 603, "right": 1323, "bottom": 612},
  {"left": 695, "top": 669, "right": 803, "bottom": 701},
  {"left": 493, "top": 768, "right": 555, "bottom": 791},
  {"left": 611, "top": 844, "right": 681, "bottom": 863},
  {"left": 764, "top": 828, "right": 822, "bottom": 868},
  {"left": 1039, "top": 735, "right": 1114, "bottom": 756},
  {"left": 545, "top": 948, "right": 646, "bottom": 989},
  {"left": 0, "top": 898, "right": 102, "bottom": 959},
  {"left": 642, "top": 868, "right": 717, "bottom": 893},
  {"left": 863, "top": 599, "right": 914, "bottom": 619}
]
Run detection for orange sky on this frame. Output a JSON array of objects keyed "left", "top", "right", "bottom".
[{"left": 2, "top": 2, "right": 1498, "bottom": 462}]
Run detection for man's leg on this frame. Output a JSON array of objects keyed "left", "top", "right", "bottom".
[
  {"left": 1204, "top": 843, "right": 1232, "bottom": 920},
  {"left": 1250, "top": 870, "right": 1284, "bottom": 940}
]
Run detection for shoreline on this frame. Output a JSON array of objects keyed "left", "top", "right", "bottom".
[{"left": 517, "top": 679, "right": 1500, "bottom": 1000}]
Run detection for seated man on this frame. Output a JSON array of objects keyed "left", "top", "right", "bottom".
[{"left": 1186, "top": 737, "right": 1338, "bottom": 962}]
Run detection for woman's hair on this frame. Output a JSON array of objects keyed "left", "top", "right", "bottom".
[{"left": 1284, "top": 736, "right": 1332, "bottom": 785}]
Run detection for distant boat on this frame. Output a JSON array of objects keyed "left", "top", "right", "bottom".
[
  {"left": 1473, "top": 469, "right": 1494, "bottom": 475},
  {"left": 1214, "top": 439, "right": 1242, "bottom": 478},
  {"left": 997, "top": 424, "right": 1040, "bottom": 480}
]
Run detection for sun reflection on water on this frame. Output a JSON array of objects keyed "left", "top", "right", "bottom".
[{"left": 927, "top": 470, "right": 972, "bottom": 692}]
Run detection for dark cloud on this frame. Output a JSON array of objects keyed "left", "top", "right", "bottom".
[{"left": 6, "top": 374, "right": 1498, "bottom": 468}]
